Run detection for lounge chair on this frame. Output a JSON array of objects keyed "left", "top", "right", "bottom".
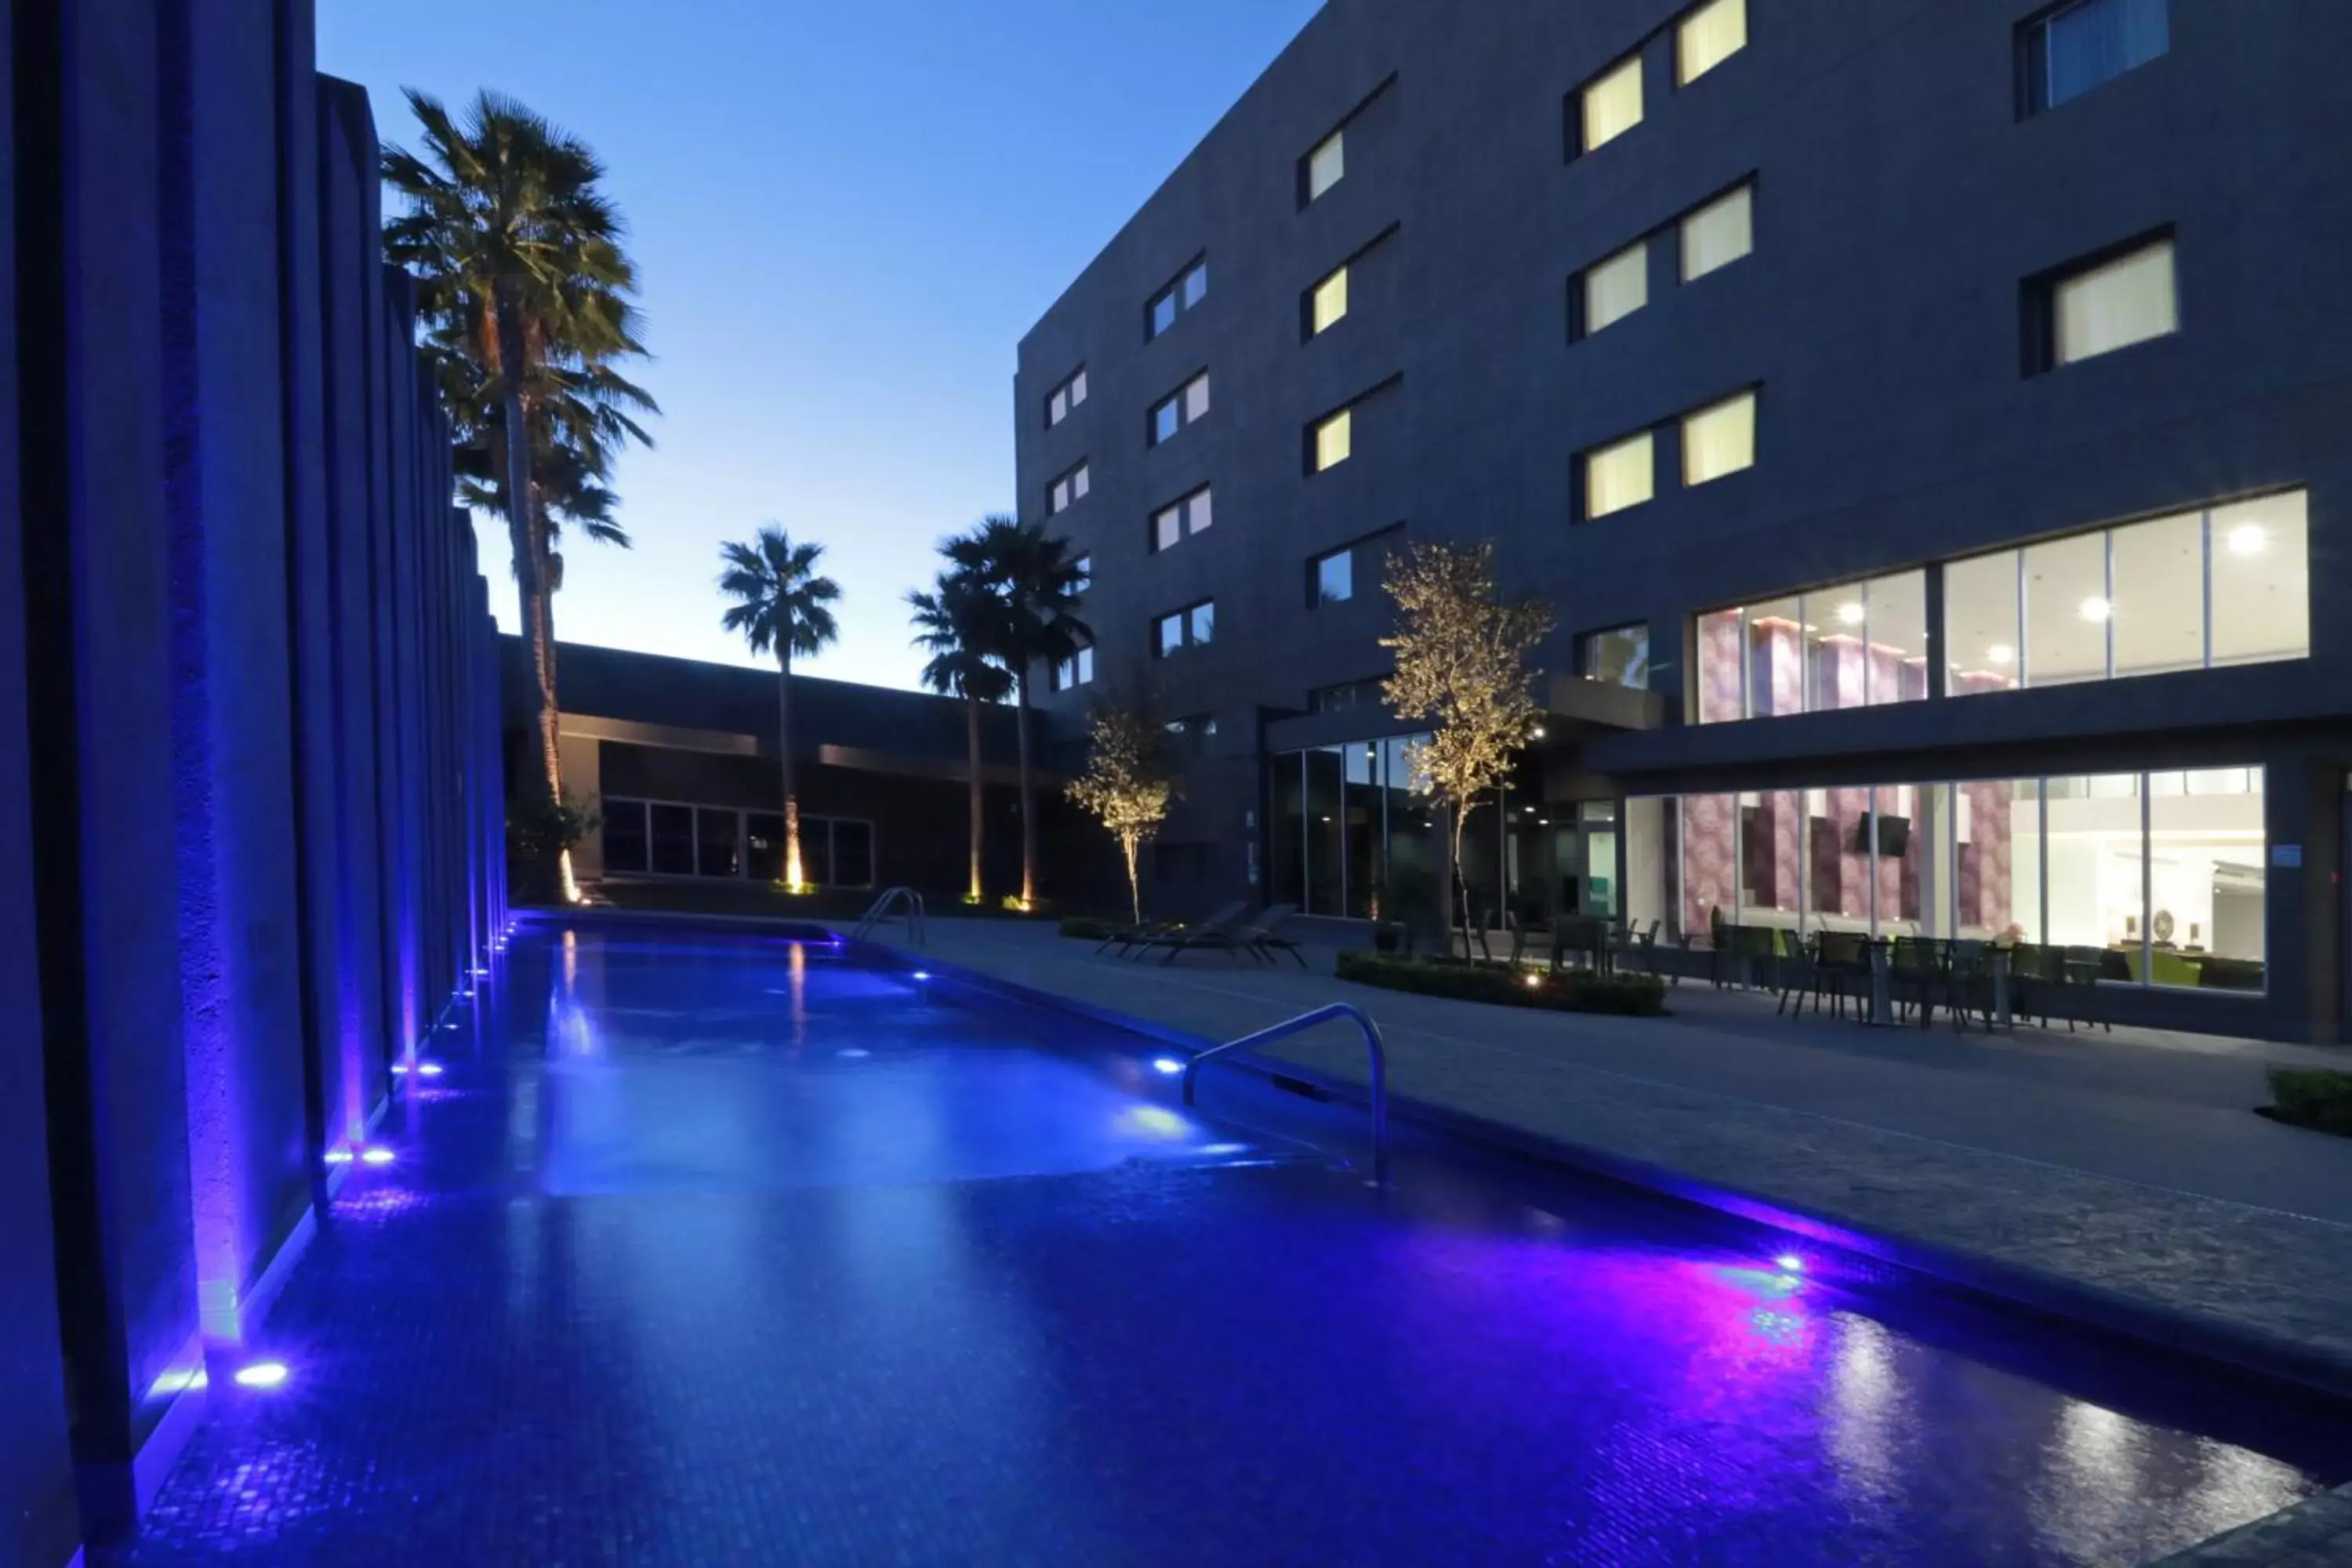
[
  {"left": 1097, "top": 901, "right": 1245, "bottom": 957},
  {"left": 1236, "top": 905, "right": 1305, "bottom": 968},
  {"left": 1129, "top": 906, "right": 1257, "bottom": 964}
]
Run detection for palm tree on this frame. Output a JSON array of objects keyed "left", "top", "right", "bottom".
[
  {"left": 384, "top": 89, "right": 649, "bottom": 896},
  {"left": 947, "top": 517, "right": 1090, "bottom": 910},
  {"left": 908, "top": 570, "right": 1014, "bottom": 903},
  {"left": 718, "top": 527, "right": 842, "bottom": 891}
]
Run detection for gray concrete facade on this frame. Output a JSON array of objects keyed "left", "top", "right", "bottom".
[
  {"left": 2, "top": 5, "right": 507, "bottom": 1559},
  {"left": 1016, "top": 0, "right": 2352, "bottom": 1042}
]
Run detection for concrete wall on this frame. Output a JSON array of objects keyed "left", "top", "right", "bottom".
[{"left": 2, "top": 6, "right": 508, "bottom": 1558}]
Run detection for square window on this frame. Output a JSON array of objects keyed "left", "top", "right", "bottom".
[
  {"left": 1185, "top": 372, "right": 1210, "bottom": 423},
  {"left": 1581, "top": 241, "right": 1648, "bottom": 335},
  {"left": 1189, "top": 602, "right": 1216, "bottom": 645},
  {"left": 1584, "top": 431, "right": 1655, "bottom": 519},
  {"left": 1316, "top": 549, "right": 1355, "bottom": 605},
  {"left": 1073, "top": 466, "right": 1090, "bottom": 500},
  {"left": 1153, "top": 504, "right": 1182, "bottom": 552},
  {"left": 1152, "top": 397, "right": 1180, "bottom": 445},
  {"left": 1183, "top": 262, "right": 1209, "bottom": 308},
  {"left": 1579, "top": 625, "right": 1650, "bottom": 687},
  {"left": 2053, "top": 238, "right": 2176, "bottom": 367},
  {"left": 1677, "top": 0, "right": 1748, "bottom": 86},
  {"left": 1581, "top": 56, "right": 1644, "bottom": 152},
  {"left": 1681, "top": 391, "right": 1755, "bottom": 486},
  {"left": 1071, "top": 369, "right": 1087, "bottom": 406},
  {"left": 1188, "top": 488, "right": 1213, "bottom": 533},
  {"left": 1315, "top": 408, "right": 1353, "bottom": 472},
  {"left": 1156, "top": 613, "right": 1184, "bottom": 657},
  {"left": 1308, "top": 131, "right": 1346, "bottom": 201},
  {"left": 1312, "top": 267, "right": 1350, "bottom": 336},
  {"left": 2025, "top": 0, "right": 2170, "bottom": 114},
  {"left": 1680, "top": 185, "right": 1753, "bottom": 283},
  {"left": 1150, "top": 291, "right": 1178, "bottom": 339},
  {"left": 1048, "top": 389, "right": 1068, "bottom": 426}
]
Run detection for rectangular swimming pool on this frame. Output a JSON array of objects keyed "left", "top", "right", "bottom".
[{"left": 118, "top": 921, "right": 2352, "bottom": 1566}]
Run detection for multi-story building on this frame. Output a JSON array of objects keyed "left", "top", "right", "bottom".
[{"left": 1015, "top": 0, "right": 2352, "bottom": 1041}]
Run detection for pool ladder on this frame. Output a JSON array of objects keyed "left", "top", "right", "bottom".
[
  {"left": 852, "top": 886, "right": 927, "bottom": 946},
  {"left": 1181, "top": 1003, "right": 1390, "bottom": 1186}
]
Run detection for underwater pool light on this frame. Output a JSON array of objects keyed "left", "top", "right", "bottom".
[
  {"left": 1152, "top": 1057, "right": 1185, "bottom": 1076},
  {"left": 323, "top": 1149, "right": 354, "bottom": 1166},
  {"left": 359, "top": 1147, "right": 396, "bottom": 1167},
  {"left": 233, "top": 1361, "right": 290, "bottom": 1390},
  {"left": 912, "top": 971, "right": 932, "bottom": 982},
  {"left": 391, "top": 1062, "right": 410, "bottom": 1075},
  {"left": 417, "top": 1062, "right": 445, "bottom": 1078},
  {"left": 1774, "top": 1254, "right": 1804, "bottom": 1274}
]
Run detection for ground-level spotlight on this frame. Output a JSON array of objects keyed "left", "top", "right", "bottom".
[
  {"left": 233, "top": 1361, "right": 290, "bottom": 1390},
  {"left": 1152, "top": 1057, "right": 1185, "bottom": 1076},
  {"left": 359, "top": 1147, "right": 396, "bottom": 1167},
  {"left": 1523, "top": 972, "right": 1544, "bottom": 990}
]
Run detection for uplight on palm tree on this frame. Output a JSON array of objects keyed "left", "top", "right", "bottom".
[
  {"left": 945, "top": 517, "right": 1091, "bottom": 910},
  {"left": 909, "top": 571, "right": 1014, "bottom": 903},
  {"left": 384, "top": 89, "right": 651, "bottom": 900},
  {"left": 719, "top": 527, "right": 842, "bottom": 891}
]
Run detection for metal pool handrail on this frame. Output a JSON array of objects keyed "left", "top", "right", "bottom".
[
  {"left": 852, "top": 886, "right": 926, "bottom": 946},
  {"left": 1181, "top": 1003, "right": 1390, "bottom": 1186}
]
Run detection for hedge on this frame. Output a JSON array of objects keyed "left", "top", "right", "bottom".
[
  {"left": 1336, "top": 950, "right": 1668, "bottom": 1016},
  {"left": 2267, "top": 1069, "right": 2352, "bottom": 1137}
]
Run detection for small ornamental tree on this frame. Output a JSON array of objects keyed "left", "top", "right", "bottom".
[
  {"left": 1379, "top": 541, "right": 1553, "bottom": 946},
  {"left": 1066, "top": 703, "right": 1178, "bottom": 925}
]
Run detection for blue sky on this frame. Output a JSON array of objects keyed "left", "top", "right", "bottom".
[{"left": 319, "top": 0, "right": 1322, "bottom": 690}]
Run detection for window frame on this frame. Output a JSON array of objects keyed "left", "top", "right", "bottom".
[
  {"left": 1044, "top": 365, "right": 1088, "bottom": 429},
  {"left": 1149, "top": 485, "right": 1214, "bottom": 554},
  {"left": 2018, "top": 0, "right": 2172, "bottom": 116},
  {"left": 1580, "top": 428, "right": 1658, "bottom": 521},
  {"left": 1145, "top": 256, "right": 1210, "bottom": 342},
  {"left": 1577, "top": 622, "right": 1653, "bottom": 688},
  {"left": 1308, "top": 264, "right": 1351, "bottom": 338},
  {"left": 1046, "top": 461, "right": 1091, "bottom": 517},
  {"left": 1575, "top": 238, "right": 1650, "bottom": 339},
  {"left": 1678, "top": 180, "right": 1755, "bottom": 284},
  {"left": 1311, "top": 545, "right": 1356, "bottom": 608},
  {"left": 1305, "top": 129, "right": 1346, "bottom": 204},
  {"left": 1680, "top": 388, "right": 1759, "bottom": 488},
  {"left": 1148, "top": 371, "right": 1212, "bottom": 448},
  {"left": 1575, "top": 53, "right": 1646, "bottom": 155},
  {"left": 2024, "top": 229, "right": 2179, "bottom": 375},
  {"left": 1675, "top": 0, "right": 1748, "bottom": 88},
  {"left": 1154, "top": 599, "right": 1217, "bottom": 659}
]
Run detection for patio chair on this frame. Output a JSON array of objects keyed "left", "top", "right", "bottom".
[
  {"left": 1889, "top": 937, "right": 1951, "bottom": 1026},
  {"left": 1127, "top": 906, "right": 1254, "bottom": 964},
  {"left": 1236, "top": 905, "right": 1308, "bottom": 968},
  {"left": 1098, "top": 901, "right": 1245, "bottom": 957}
]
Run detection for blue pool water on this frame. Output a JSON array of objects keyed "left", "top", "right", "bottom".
[{"left": 111, "top": 924, "right": 2350, "bottom": 1566}]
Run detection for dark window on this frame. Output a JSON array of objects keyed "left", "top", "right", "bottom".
[
  {"left": 1307, "top": 679, "right": 1381, "bottom": 715},
  {"left": 833, "top": 820, "right": 875, "bottom": 888},
  {"left": 746, "top": 812, "right": 786, "bottom": 882},
  {"left": 1156, "top": 601, "right": 1214, "bottom": 657},
  {"left": 1147, "top": 260, "right": 1209, "bottom": 340},
  {"left": 603, "top": 798, "right": 649, "bottom": 873},
  {"left": 800, "top": 818, "right": 834, "bottom": 887},
  {"left": 1580, "top": 624, "right": 1651, "bottom": 688},
  {"left": 1313, "top": 547, "right": 1355, "bottom": 606},
  {"left": 1163, "top": 714, "right": 1219, "bottom": 757},
  {"left": 696, "top": 808, "right": 740, "bottom": 878},
  {"left": 1052, "top": 646, "right": 1095, "bottom": 692},
  {"left": 649, "top": 804, "right": 695, "bottom": 876},
  {"left": 2022, "top": 0, "right": 2169, "bottom": 114}
]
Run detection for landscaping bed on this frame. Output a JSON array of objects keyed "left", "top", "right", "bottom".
[
  {"left": 1336, "top": 950, "right": 1668, "bottom": 1016},
  {"left": 2262, "top": 1069, "right": 2352, "bottom": 1138}
]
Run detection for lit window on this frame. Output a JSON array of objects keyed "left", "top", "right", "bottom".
[
  {"left": 1185, "top": 372, "right": 1210, "bottom": 423},
  {"left": 1584, "top": 431, "right": 1655, "bottom": 519},
  {"left": 1312, "top": 266, "right": 1350, "bottom": 336},
  {"left": 1314, "top": 409, "right": 1353, "bottom": 473},
  {"left": 1682, "top": 391, "right": 1755, "bottom": 487},
  {"left": 1680, "top": 185, "right": 1752, "bottom": 283},
  {"left": 1307, "top": 131, "right": 1345, "bottom": 201},
  {"left": 1581, "top": 241, "right": 1647, "bottom": 335},
  {"left": 1581, "top": 56, "right": 1644, "bottom": 152},
  {"left": 2024, "top": 0, "right": 2170, "bottom": 114},
  {"left": 2052, "top": 238, "right": 2176, "bottom": 368},
  {"left": 1677, "top": 0, "right": 1748, "bottom": 86},
  {"left": 1314, "top": 548, "right": 1354, "bottom": 605},
  {"left": 1046, "top": 367, "right": 1087, "bottom": 428}
]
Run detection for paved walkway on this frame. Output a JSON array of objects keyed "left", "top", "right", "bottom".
[{"left": 864, "top": 918, "right": 2352, "bottom": 1403}]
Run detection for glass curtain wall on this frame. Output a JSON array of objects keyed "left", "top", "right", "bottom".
[
  {"left": 1697, "top": 570, "right": 1930, "bottom": 724},
  {"left": 602, "top": 800, "right": 877, "bottom": 887},
  {"left": 1635, "top": 768, "right": 2266, "bottom": 991}
]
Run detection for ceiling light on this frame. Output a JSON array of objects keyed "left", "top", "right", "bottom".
[
  {"left": 2078, "top": 597, "right": 2112, "bottom": 623},
  {"left": 1987, "top": 644, "right": 2015, "bottom": 666},
  {"left": 2226, "top": 523, "right": 2268, "bottom": 557},
  {"left": 1836, "top": 602, "right": 1866, "bottom": 627}
]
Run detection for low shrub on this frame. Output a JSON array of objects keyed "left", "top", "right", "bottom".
[
  {"left": 2267, "top": 1069, "right": 2352, "bottom": 1137},
  {"left": 1336, "top": 950, "right": 1667, "bottom": 1017},
  {"left": 1058, "top": 915, "right": 1121, "bottom": 941}
]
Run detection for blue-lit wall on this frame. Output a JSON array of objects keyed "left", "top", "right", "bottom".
[{"left": 1, "top": 2, "right": 507, "bottom": 1558}]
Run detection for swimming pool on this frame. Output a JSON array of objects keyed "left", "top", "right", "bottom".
[{"left": 117, "top": 922, "right": 2350, "bottom": 1566}]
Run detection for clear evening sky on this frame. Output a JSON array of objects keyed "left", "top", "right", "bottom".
[{"left": 318, "top": 0, "right": 1322, "bottom": 691}]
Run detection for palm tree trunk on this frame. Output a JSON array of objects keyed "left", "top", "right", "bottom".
[
  {"left": 1015, "top": 674, "right": 1036, "bottom": 909},
  {"left": 778, "top": 651, "right": 803, "bottom": 890},
  {"left": 495, "top": 284, "right": 567, "bottom": 901},
  {"left": 965, "top": 695, "right": 984, "bottom": 903}
]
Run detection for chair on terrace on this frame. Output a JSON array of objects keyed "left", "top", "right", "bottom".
[
  {"left": 1098, "top": 901, "right": 1244, "bottom": 957},
  {"left": 1236, "top": 905, "right": 1307, "bottom": 968}
]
